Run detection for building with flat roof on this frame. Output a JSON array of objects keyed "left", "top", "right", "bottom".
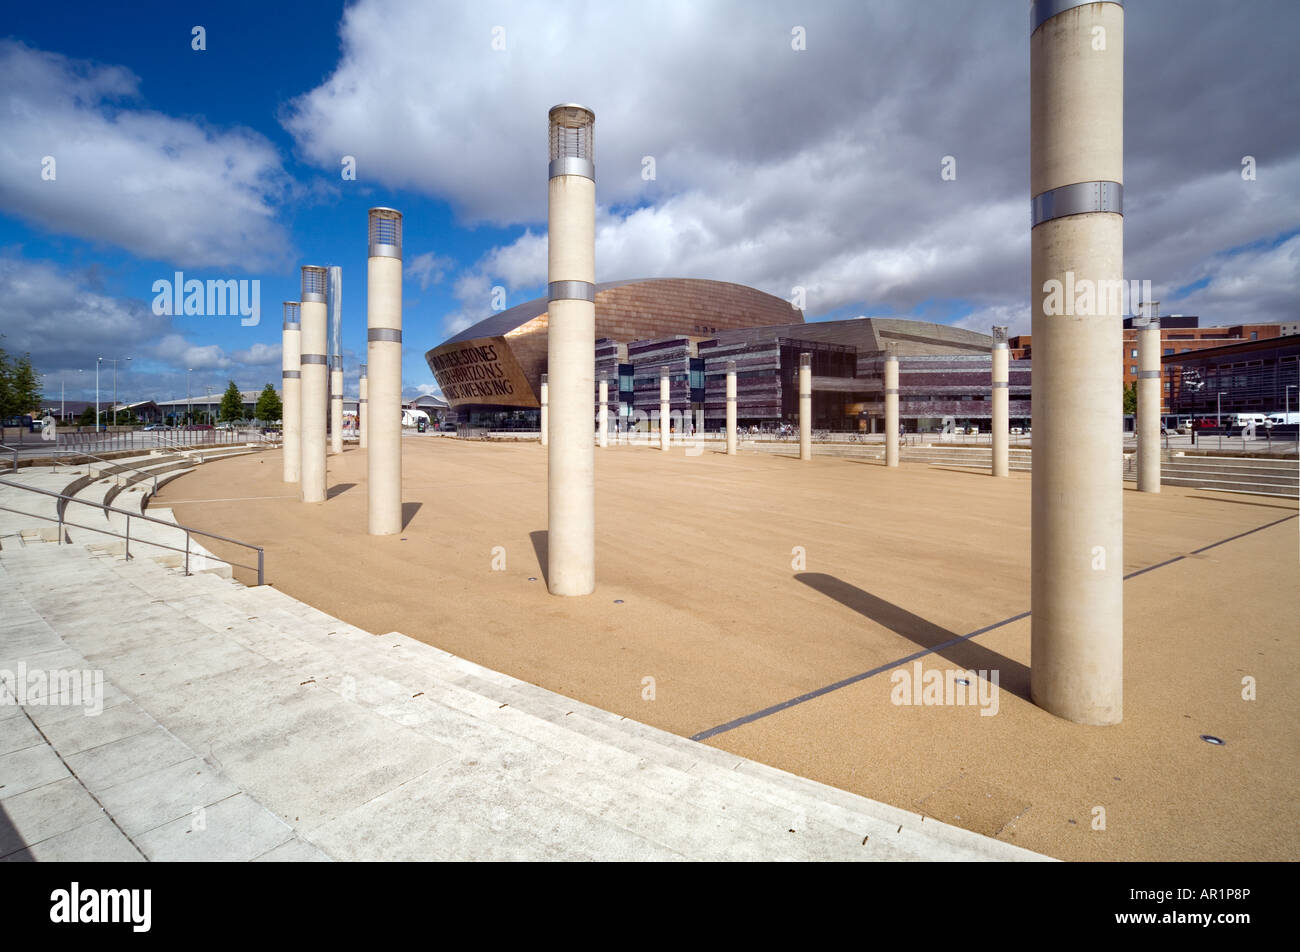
[
  {"left": 426, "top": 279, "right": 1029, "bottom": 432},
  {"left": 1162, "top": 334, "right": 1300, "bottom": 420},
  {"left": 1010, "top": 317, "right": 1286, "bottom": 390}
]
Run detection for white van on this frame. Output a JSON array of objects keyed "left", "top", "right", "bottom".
[
  {"left": 1267, "top": 411, "right": 1299, "bottom": 426},
  {"left": 1233, "top": 413, "right": 1268, "bottom": 427}
]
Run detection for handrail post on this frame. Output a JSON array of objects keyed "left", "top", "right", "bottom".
[
  {"left": 185, "top": 530, "right": 190, "bottom": 576},
  {"left": 257, "top": 548, "right": 264, "bottom": 586},
  {"left": 124, "top": 515, "right": 130, "bottom": 561}
]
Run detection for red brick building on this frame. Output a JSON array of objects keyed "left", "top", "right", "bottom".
[{"left": 1009, "top": 317, "right": 1283, "bottom": 390}]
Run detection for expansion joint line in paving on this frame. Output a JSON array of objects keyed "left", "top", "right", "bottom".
[{"left": 691, "top": 512, "right": 1298, "bottom": 742}]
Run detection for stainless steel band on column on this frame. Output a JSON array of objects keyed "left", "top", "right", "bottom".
[
  {"left": 368, "top": 328, "right": 402, "bottom": 343},
  {"left": 992, "top": 381, "right": 1010, "bottom": 389},
  {"left": 993, "top": 342, "right": 1009, "bottom": 350},
  {"left": 884, "top": 388, "right": 899, "bottom": 395},
  {"left": 1137, "top": 370, "right": 1162, "bottom": 379},
  {"left": 358, "top": 398, "right": 368, "bottom": 404},
  {"left": 548, "top": 280, "right": 596, "bottom": 303},
  {"left": 331, "top": 356, "right": 342, "bottom": 370},
  {"left": 1032, "top": 0, "right": 1123, "bottom": 34},
  {"left": 282, "top": 370, "right": 301, "bottom": 379},
  {"left": 548, "top": 156, "right": 594, "bottom": 180},
  {"left": 1032, "top": 181, "right": 1123, "bottom": 227},
  {"left": 300, "top": 354, "right": 328, "bottom": 365},
  {"left": 283, "top": 321, "right": 300, "bottom": 330}
]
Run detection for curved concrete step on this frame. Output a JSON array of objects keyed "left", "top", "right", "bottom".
[{"left": 1, "top": 545, "right": 1049, "bottom": 861}]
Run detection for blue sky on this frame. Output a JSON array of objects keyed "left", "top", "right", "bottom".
[{"left": 2, "top": 0, "right": 1296, "bottom": 406}]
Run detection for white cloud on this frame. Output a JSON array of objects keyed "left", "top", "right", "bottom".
[
  {"left": 405, "top": 251, "right": 455, "bottom": 290},
  {"left": 288, "top": 0, "right": 1300, "bottom": 334},
  {"left": 0, "top": 40, "right": 294, "bottom": 271}
]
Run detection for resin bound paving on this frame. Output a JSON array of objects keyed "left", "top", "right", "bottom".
[{"left": 154, "top": 435, "right": 1299, "bottom": 861}]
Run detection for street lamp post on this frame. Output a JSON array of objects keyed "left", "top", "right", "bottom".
[
  {"left": 97, "top": 356, "right": 131, "bottom": 427},
  {"left": 1217, "top": 392, "right": 1222, "bottom": 429}
]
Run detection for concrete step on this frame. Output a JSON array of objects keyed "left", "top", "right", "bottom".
[{"left": 0, "top": 542, "right": 1050, "bottom": 861}]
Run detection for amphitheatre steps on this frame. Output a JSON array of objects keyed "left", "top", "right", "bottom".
[{"left": 0, "top": 536, "right": 1047, "bottom": 861}]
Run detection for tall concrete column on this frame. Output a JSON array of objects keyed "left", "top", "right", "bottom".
[
  {"left": 725, "top": 361, "right": 737, "bottom": 455},
  {"left": 659, "top": 366, "right": 671, "bottom": 452},
  {"left": 884, "top": 351, "right": 899, "bottom": 467},
  {"left": 1030, "top": 0, "right": 1124, "bottom": 725},
  {"left": 330, "top": 357, "right": 344, "bottom": 455},
  {"left": 799, "top": 352, "right": 812, "bottom": 461},
  {"left": 366, "top": 207, "right": 403, "bottom": 536},
  {"left": 281, "top": 302, "right": 301, "bottom": 483},
  {"left": 359, "top": 363, "right": 368, "bottom": 449},
  {"left": 539, "top": 374, "right": 549, "bottom": 446},
  {"left": 546, "top": 104, "right": 596, "bottom": 596},
  {"left": 992, "top": 326, "right": 1010, "bottom": 477},
  {"left": 328, "top": 265, "right": 343, "bottom": 455},
  {"left": 597, "top": 376, "right": 608, "bottom": 448},
  {"left": 299, "top": 267, "right": 328, "bottom": 503},
  {"left": 1137, "top": 308, "right": 1161, "bottom": 493}
]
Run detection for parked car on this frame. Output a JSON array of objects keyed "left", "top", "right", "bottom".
[
  {"left": 142, "top": 423, "right": 171, "bottom": 431},
  {"left": 185, "top": 424, "right": 214, "bottom": 431}
]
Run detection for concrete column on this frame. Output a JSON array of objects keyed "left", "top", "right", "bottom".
[
  {"left": 328, "top": 266, "right": 343, "bottom": 456},
  {"left": 1030, "top": 0, "right": 1125, "bottom": 725},
  {"left": 659, "top": 366, "right": 671, "bottom": 452},
  {"left": 299, "top": 268, "right": 328, "bottom": 503},
  {"left": 539, "top": 374, "right": 549, "bottom": 446},
  {"left": 281, "top": 302, "right": 301, "bottom": 483},
  {"left": 884, "top": 351, "right": 899, "bottom": 467},
  {"left": 1137, "top": 313, "right": 1161, "bottom": 493},
  {"left": 799, "top": 352, "right": 812, "bottom": 461},
  {"left": 992, "top": 326, "right": 1010, "bottom": 477},
  {"left": 546, "top": 103, "right": 596, "bottom": 596},
  {"left": 597, "top": 376, "right": 608, "bottom": 448},
  {"left": 366, "top": 207, "right": 403, "bottom": 536},
  {"left": 725, "top": 361, "right": 737, "bottom": 455},
  {"left": 330, "top": 357, "right": 344, "bottom": 455},
  {"left": 359, "top": 363, "right": 368, "bottom": 449}
]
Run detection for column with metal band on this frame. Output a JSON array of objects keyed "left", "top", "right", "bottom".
[
  {"left": 725, "top": 360, "right": 738, "bottom": 456},
  {"left": 659, "top": 365, "right": 671, "bottom": 452},
  {"left": 1137, "top": 304, "right": 1161, "bottom": 493},
  {"left": 1030, "top": 0, "right": 1125, "bottom": 725},
  {"left": 546, "top": 103, "right": 596, "bottom": 595},
  {"left": 597, "top": 375, "right": 608, "bottom": 448},
  {"left": 281, "top": 302, "right": 302, "bottom": 483},
  {"left": 539, "top": 374, "right": 549, "bottom": 446},
  {"left": 359, "top": 363, "right": 368, "bottom": 449},
  {"left": 992, "top": 326, "right": 1010, "bottom": 477},
  {"left": 366, "top": 208, "right": 403, "bottom": 535},
  {"left": 299, "top": 268, "right": 329, "bottom": 503},
  {"left": 799, "top": 352, "right": 812, "bottom": 461},
  {"left": 884, "top": 348, "right": 899, "bottom": 467},
  {"left": 330, "top": 355, "right": 344, "bottom": 455},
  {"left": 328, "top": 266, "right": 344, "bottom": 455}
]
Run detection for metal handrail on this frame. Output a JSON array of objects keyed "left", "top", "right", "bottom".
[
  {"left": 0, "top": 475, "right": 264, "bottom": 585},
  {"left": 49, "top": 447, "right": 162, "bottom": 494}
]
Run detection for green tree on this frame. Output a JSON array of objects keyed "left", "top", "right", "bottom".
[
  {"left": 0, "top": 345, "right": 11, "bottom": 418},
  {"left": 218, "top": 380, "right": 244, "bottom": 422},
  {"left": 77, "top": 406, "right": 97, "bottom": 426},
  {"left": 0, "top": 347, "right": 41, "bottom": 420},
  {"left": 254, "top": 383, "right": 282, "bottom": 423},
  {"left": 1122, "top": 381, "right": 1138, "bottom": 415}
]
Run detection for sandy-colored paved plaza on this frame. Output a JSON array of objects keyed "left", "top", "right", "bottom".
[{"left": 154, "top": 436, "right": 1299, "bottom": 861}]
